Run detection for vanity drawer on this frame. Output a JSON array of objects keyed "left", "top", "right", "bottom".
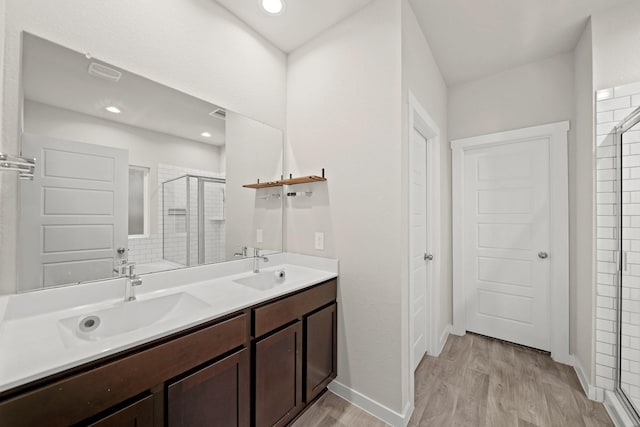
[
  {"left": 0, "top": 313, "right": 248, "bottom": 427},
  {"left": 253, "top": 279, "right": 337, "bottom": 338}
]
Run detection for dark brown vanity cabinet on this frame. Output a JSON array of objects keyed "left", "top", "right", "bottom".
[
  {"left": 87, "top": 395, "right": 155, "bottom": 427},
  {"left": 255, "top": 322, "right": 304, "bottom": 427},
  {"left": 0, "top": 278, "right": 337, "bottom": 427},
  {"left": 253, "top": 279, "right": 337, "bottom": 427},
  {"left": 168, "top": 348, "right": 250, "bottom": 427},
  {"left": 305, "top": 303, "right": 337, "bottom": 403}
]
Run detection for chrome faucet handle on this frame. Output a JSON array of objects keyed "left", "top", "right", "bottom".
[
  {"left": 127, "top": 262, "right": 137, "bottom": 278},
  {"left": 234, "top": 246, "right": 248, "bottom": 257}
]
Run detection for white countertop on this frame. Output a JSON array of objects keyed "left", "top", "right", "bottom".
[{"left": 0, "top": 253, "right": 338, "bottom": 394}]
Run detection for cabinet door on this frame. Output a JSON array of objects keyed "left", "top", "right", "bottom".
[
  {"left": 255, "top": 321, "right": 303, "bottom": 427},
  {"left": 305, "top": 303, "right": 337, "bottom": 402},
  {"left": 167, "top": 348, "right": 249, "bottom": 427},
  {"left": 87, "top": 395, "right": 154, "bottom": 427}
]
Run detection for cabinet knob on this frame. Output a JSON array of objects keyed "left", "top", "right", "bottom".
[
  {"left": 424, "top": 254, "right": 434, "bottom": 261},
  {"left": 538, "top": 252, "right": 549, "bottom": 259}
]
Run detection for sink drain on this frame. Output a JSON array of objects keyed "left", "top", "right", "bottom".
[{"left": 78, "top": 315, "right": 100, "bottom": 333}]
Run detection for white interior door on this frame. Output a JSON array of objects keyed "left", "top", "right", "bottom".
[
  {"left": 463, "top": 138, "right": 550, "bottom": 350},
  {"left": 19, "top": 134, "right": 128, "bottom": 291},
  {"left": 410, "top": 128, "right": 430, "bottom": 369}
]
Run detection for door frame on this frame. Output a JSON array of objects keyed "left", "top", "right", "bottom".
[
  {"left": 450, "top": 121, "right": 571, "bottom": 364},
  {"left": 407, "top": 93, "right": 442, "bottom": 376}
]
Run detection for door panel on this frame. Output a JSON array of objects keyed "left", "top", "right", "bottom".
[
  {"left": 410, "top": 128, "right": 429, "bottom": 369},
  {"left": 43, "top": 188, "right": 115, "bottom": 215},
  {"left": 463, "top": 138, "right": 550, "bottom": 350},
  {"left": 19, "top": 134, "right": 128, "bottom": 291}
]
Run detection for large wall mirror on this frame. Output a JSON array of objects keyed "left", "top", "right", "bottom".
[{"left": 17, "top": 33, "right": 284, "bottom": 292}]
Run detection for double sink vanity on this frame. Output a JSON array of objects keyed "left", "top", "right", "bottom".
[{"left": 0, "top": 253, "right": 338, "bottom": 426}]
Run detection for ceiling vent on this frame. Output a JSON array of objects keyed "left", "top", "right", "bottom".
[
  {"left": 209, "top": 108, "right": 226, "bottom": 120},
  {"left": 88, "top": 62, "right": 122, "bottom": 83}
]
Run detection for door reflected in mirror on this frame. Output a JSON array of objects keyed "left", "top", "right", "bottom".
[{"left": 18, "top": 33, "right": 283, "bottom": 292}]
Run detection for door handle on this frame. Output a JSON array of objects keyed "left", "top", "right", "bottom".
[
  {"left": 424, "top": 254, "right": 434, "bottom": 261},
  {"left": 538, "top": 252, "right": 549, "bottom": 260}
]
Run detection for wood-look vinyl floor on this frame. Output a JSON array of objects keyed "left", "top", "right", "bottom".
[{"left": 293, "top": 333, "right": 614, "bottom": 427}]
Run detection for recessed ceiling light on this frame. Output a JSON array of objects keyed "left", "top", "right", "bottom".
[
  {"left": 261, "top": 0, "right": 285, "bottom": 15},
  {"left": 201, "top": 132, "right": 212, "bottom": 138},
  {"left": 105, "top": 106, "right": 121, "bottom": 114}
]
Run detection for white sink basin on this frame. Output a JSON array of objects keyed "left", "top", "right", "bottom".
[
  {"left": 57, "top": 292, "right": 209, "bottom": 344},
  {"left": 233, "top": 270, "right": 287, "bottom": 291}
]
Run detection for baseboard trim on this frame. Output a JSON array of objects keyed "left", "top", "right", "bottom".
[
  {"left": 572, "top": 356, "right": 604, "bottom": 402},
  {"left": 551, "top": 350, "right": 574, "bottom": 367},
  {"left": 604, "top": 390, "right": 637, "bottom": 427},
  {"left": 328, "top": 380, "right": 412, "bottom": 427},
  {"left": 433, "top": 324, "right": 451, "bottom": 357}
]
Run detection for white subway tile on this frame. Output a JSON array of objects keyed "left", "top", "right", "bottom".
[
  {"left": 597, "top": 341, "right": 614, "bottom": 356},
  {"left": 615, "top": 82, "right": 640, "bottom": 98},
  {"left": 616, "top": 107, "right": 639, "bottom": 122},
  {"left": 596, "top": 364, "right": 614, "bottom": 379},
  {"left": 597, "top": 111, "right": 614, "bottom": 124},
  {"left": 598, "top": 96, "right": 631, "bottom": 112},
  {"left": 597, "top": 307, "right": 616, "bottom": 321},
  {"left": 597, "top": 169, "right": 616, "bottom": 182},
  {"left": 597, "top": 134, "right": 615, "bottom": 147},
  {"left": 597, "top": 122, "right": 617, "bottom": 136},
  {"left": 597, "top": 318, "right": 615, "bottom": 332},
  {"left": 596, "top": 376, "right": 615, "bottom": 389}
]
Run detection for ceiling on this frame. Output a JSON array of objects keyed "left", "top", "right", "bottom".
[
  {"left": 409, "top": 0, "right": 630, "bottom": 85},
  {"left": 216, "top": 0, "right": 630, "bottom": 87},
  {"left": 23, "top": 34, "right": 226, "bottom": 146},
  {"left": 215, "top": 0, "right": 374, "bottom": 52}
]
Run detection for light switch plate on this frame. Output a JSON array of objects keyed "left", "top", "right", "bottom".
[
  {"left": 256, "top": 229, "right": 263, "bottom": 243},
  {"left": 315, "top": 232, "right": 324, "bottom": 250}
]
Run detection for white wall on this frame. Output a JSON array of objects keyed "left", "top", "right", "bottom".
[
  {"left": 286, "top": 0, "right": 405, "bottom": 416},
  {"left": 448, "top": 53, "right": 575, "bottom": 141},
  {"left": 572, "top": 21, "right": 595, "bottom": 385},
  {"left": 591, "top": 0, "right": 640, "bottom": 90},
  {"left": 0, "top": 0, "right": 287, "bottom": 294},
  {"left": 400, "top": 0, "right": 449, "bottom": 403}
]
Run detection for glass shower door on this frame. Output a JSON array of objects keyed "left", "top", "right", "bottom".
[
  {"left": 618, "top": 107, "right": 640, "bottom": 419},
  {"left": 200, "top": 179, "right": 225, "bottom": 265},
  {"left": 162, "top": 176, "right": 188, "bottom": 267}
]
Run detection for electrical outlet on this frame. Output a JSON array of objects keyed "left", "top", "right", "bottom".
[
  {"left": 256, "top": 229, "right": 263, "bottom": 243},
  {"left": 315, "top": 232, "right": 324, "bottom": 250}
]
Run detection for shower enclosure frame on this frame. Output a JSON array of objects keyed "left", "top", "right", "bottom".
[
  {"left": 615, "top": 105, "right": 640, "bottom": 424},
  {"left": 162, "top": 174, "right": 226, "bottom": 267}
]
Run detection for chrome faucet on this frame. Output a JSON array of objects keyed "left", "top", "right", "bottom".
[
  {"left": 234, "top": 246, "right": 248, "bottom": 257},
  {"left": 124, "top": 263, "right": 143, "bottom": 302},
  {"left": 253, "top": 248, "right": 269, "bottom": 273},
  {"left": 113, "top": 258, "right": 129, "bottom": 276}
]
